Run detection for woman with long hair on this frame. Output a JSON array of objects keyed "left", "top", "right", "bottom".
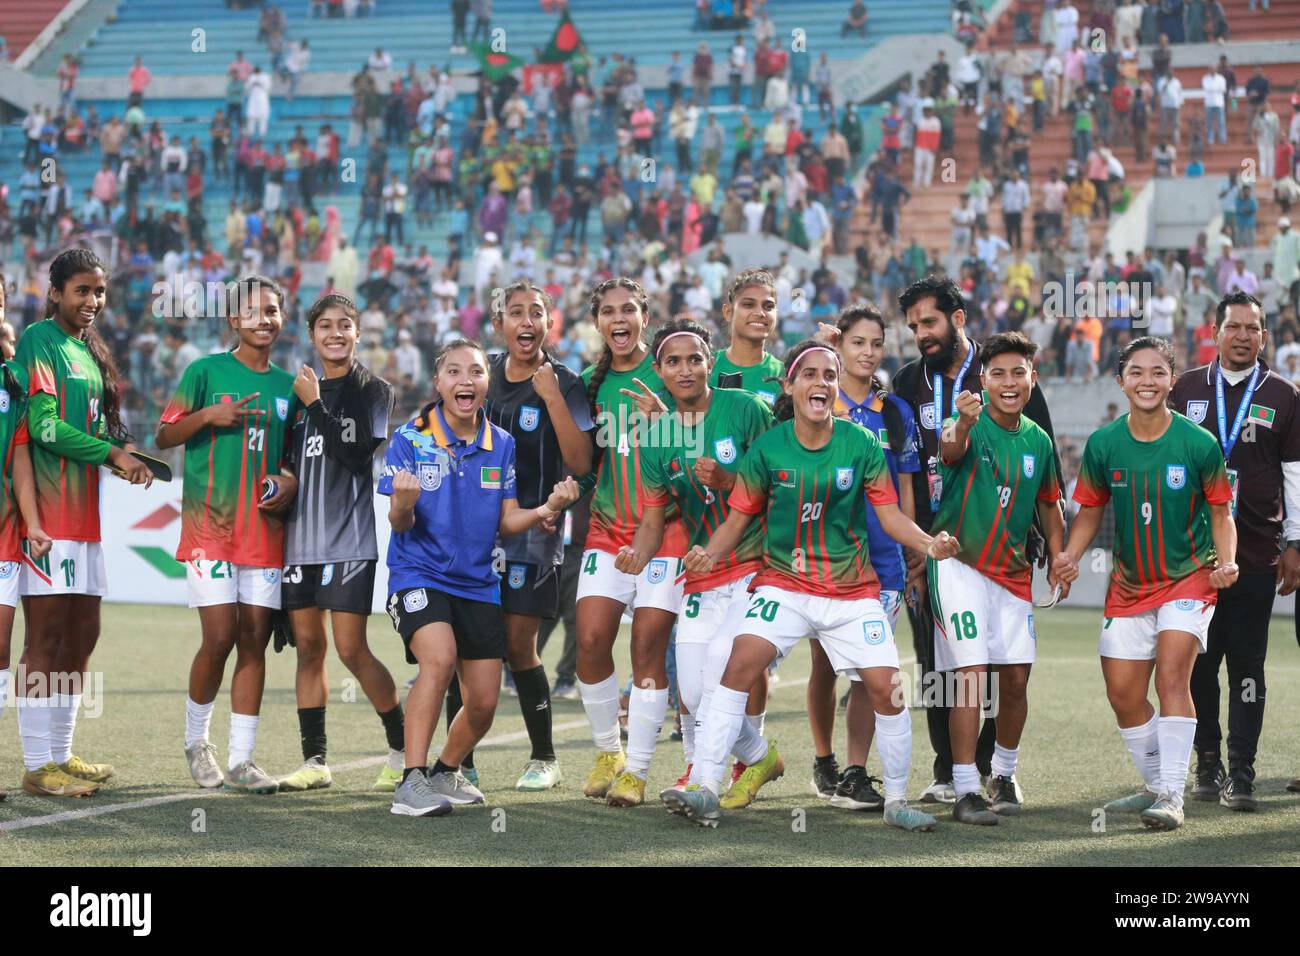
[
  {"left": 15, "top": 248, "right": 152, "bottom": 797},
  {"left": 1054, "top": 336, "right": 1237, "bottom": 830}
]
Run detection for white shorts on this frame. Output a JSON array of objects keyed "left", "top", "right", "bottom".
[
  {"left": 931, "top": 559, "right": 1036, "bottom": 671},
  {"left": 1098, "top": 599, "right": 1214, "bottom": 661},
  {"left": 677, "top": 573, "right": 756, "bottom": 646},
  {"left": 575, "top": 548, "right": 684, "bottom": 614},
  {"left": 847, "top": 589, "right": 903, "bottom": 682},
  {"left": 0, "top": 560, "right": 20, "bottom": 607},
  {"left": 741, "top": 585, "right": 900, "bottom": 675},
  {"left": 20, "top": 540, "right": 107, "bottom": 597},
  {"left": 186, "top": 559, "right": 282, "bottom": 609}
]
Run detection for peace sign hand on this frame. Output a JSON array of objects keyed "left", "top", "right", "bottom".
[
  {"left": 618, "top": 377, "right": 668, "bottom": 418},
  {"left": 205, "top": 393, "right": 264, "bottom": 429}
]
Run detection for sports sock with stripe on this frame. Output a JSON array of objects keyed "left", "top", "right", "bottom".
[
  {"left": 228, "top": 712, "right": 260, "bottom": 769},
  {"left": 1157, "top": 715, "right": 1196, "bottom": 808},
  {"left": 578, "top": 672, "right": 622, "bottom": 752},
  {"left": 378, "top": 702, "right": 404, "bottom": 753},
  {"left": 694, "top": 685, "right": 748, "bottom": 794},
  {"left": 49, "top": 693, "right": 81, "bottom": 764},
  {"left": 991, "top": 743, "right": 1019, "bottom": 777},
  {"left": 18, "top": 696, "right": 52, "bottom": 770},
  {"left": 1118, "top": 712, "right": 1161, "bottom": 792},
  {"left": 952, "top": 762, "right": 981, "bottom": 798},
  {"left": 0, "top": 668, "right": 11, "bottom": 719},
  {"left": 185, "top": 697, "right": 214, "bottom": 748},
  {"left": 625, "top": 685, "right": 669, "bottom": 778},
  {"left": 513, "top": 665, "right": 555, "bottom": 761},
  {"left": 874, "top": 710, "right": 913, "bottom": 802},
  {"left": 298, "top": 706, "right": 326, "bottom": 762}
]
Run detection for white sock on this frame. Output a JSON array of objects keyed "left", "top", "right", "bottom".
[
  {"left": 0, "top": 668, "right": 11, "bottom": 719},
  {"left": 732, "top": 716, "right": 770, "bottom": 766},
  {"left": 387, "top": 748, "right": 404, "bottom": 772},
  {"left": 1119, "top": 712, "right": 1161, "bottom": 792},
  {"left": 991, "top": 743, "right": 1019, "bottom": 777},
  {"left": 681, "top": 711, "right": 696, "bottom": 765},
  {"left": 185, "top": 697, "right": 215, "bottom": 748},
  {"left": 693, "top": 685, "right": 748, "bottom": 793},
  {"left": 17, "top": 697, "right": 52, "bottom": 770},
  {"left": 874, "top": 710, "right": 913, "bottom": 802},
  {"left": 578, "top": 673, "right": 622, "bottom": 753},
  {"left": 952, "top": 761, "right": 981, "bottom": 798},
  {"left": 49, "top": 693, "right": 81, "bottom": 764},
  {"left": 1157, "top": 715, "right": 1197, "bottom": 809},
  {"left": 625, "top": 686, "right": 669, "bottom": 777},
  {"left": 675, "top": 642, "right": 707, "bottom": 766},
  {"left": 746, "top": 711, "right": 765, "bottom": 739},
  {"left": 228, "top": 712, "right": 260, "bottom": 769}
]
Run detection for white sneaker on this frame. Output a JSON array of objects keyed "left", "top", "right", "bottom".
[
  {"left": 185, "top": 741, "right": 222, "bottom": 789},
  {"left": 919, "top": 780, "right": 957, "bottom": 804}
]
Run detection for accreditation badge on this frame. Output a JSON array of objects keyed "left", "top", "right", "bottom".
[
  {"left": 927, "top": 456, "right": 943, "bottom": 512},
  {"left": 1226, "top": 467, "right": 1239, "bottom": 518}
]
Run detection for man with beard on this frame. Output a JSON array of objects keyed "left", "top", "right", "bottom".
[{"left": 893, "top": 276, "right": 1060, "bottom": 804}]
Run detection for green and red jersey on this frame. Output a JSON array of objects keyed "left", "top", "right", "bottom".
[
  {"left": 14, "top": 319, "right": 113, "bottom": 541},
  {"left": 641, "top": 387, "right": 775, "bottom": 592},
  {"left": 581, "top": 352, "right": 687, "bottom": 556},
  {"left": 0, "top": 368, "right": 29, "bottom": 561},
  {"left": 1074, "top": 412, "right": 1233, "bottom": 615},
  {"left": 160, "top": 351, "right": 296, "bottom": 567},
  {"left": 710, "top": 348, "right": 784, "bottom": 408},
  {"left": 729, "top": 417, "right": 898, "bottom": 599},
  {"left": 933, "top": 409, "right": 1060, "bottom": 601}
]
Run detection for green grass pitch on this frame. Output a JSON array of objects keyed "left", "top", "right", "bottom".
[{"left": 0, "top": 604, "right": 1297, "bottom": 866}]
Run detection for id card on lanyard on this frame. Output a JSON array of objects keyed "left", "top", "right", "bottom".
[
  {"left": 1216, "top": 362, "right": 1259, "bottom": 518},
  {"left": 927, "top": 347, "right": 975, "bottom": 511}
]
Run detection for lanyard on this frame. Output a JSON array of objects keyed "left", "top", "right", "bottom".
[
  {"left": 1215, "top": 361, "right": 1260, "bottom": 462},
  {"left": 932, "top": 345, "right": 975, "bottom": 446}
]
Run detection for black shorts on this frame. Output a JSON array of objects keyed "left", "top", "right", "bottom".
[
  {"left": 386, "top": 586, "right": 506, "bottom": 664},
  {"left": 498, "top": 561, "right": 561, "bottom": 620},
  {"left": 282, "top": 560, "right": 377, "bottom": 615}
]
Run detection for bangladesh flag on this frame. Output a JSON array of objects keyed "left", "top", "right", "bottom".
[
  {"left": 1248, "top": 404, "right": 1276, "bottom": 426},
  {"left": 468, "top": 42, "right": 524, "bottom": 82},
  {"left": 1109, "top": 468, "right": 1128, "bottom": 488},
  {"left": 481, "top": 466, "right": 502, "bottom": 489},
  {"left": 537, "top": 9, "right": 584, "bottom": 64}
]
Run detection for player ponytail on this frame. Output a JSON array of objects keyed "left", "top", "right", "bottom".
[
  {"left": 773, "top": 338, "right": 830, "bottom": 423},
  {"left": 46, "top": 248, "right": 131, "bottom": 442},
  {"left": 836, "top": 303, "right": 904, "bottom": 454},
  {"left": 586, "top": 276, "right": 650, "bottom": 416}
]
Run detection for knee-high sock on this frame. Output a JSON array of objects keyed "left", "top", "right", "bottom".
[
  {"left": 185, "top": 697, "right": 215, "bottom": 748},
  {"left": 675, "top": 642, "right": 707, "bottom": 766},
  {"left": 578, "top": 673, "right": 622, "bottom": 753},
  {"left": 1158, "top": 715, "right": 1197, "bottom": 808},
  {"left": 874, "top": 710, "right": 914, "bottom": 803},
  {"left": 18, "top": 698, "right": 52, "bottom": 770},
  {"left": 513, "top": 665, "right": 555, "bottom": 762},
  {"left": 693, "top": 685, "right": 749, "bottom": 793},
  {"left": 1119, "top": 712, "right": 1162, "bottom": 792},
  {"left": 732, "top": 715, "right": 770, "bottom": 766},
  {"left": 681, "top": 711, "right": 696, "bottom": 765},
  {"left": 228, "top": 712, "right": 260, "bottom": 769},
  {"left": 0, "top": 668, "right": 11, "bottom": 719},
  {"left": 49, "top": 693, "right": 81, "bottom": 764},
  {"left": 625, "top": 686, "right": 669, "bottom": 777}
]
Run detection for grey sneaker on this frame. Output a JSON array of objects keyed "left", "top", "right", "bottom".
[
  {"left": 1104, "top": 788, "right": 1159, "bottom": 813},
  {"left": 1140, "top": 792, "right": 1186, "bottom": 830},
  {"left": 884, "top": 799, "right": 938, "bottom": 832},
  {"left": 427, "top": 769, "right": 486, "bottom": 805},
  {"left": 391, "top": 772, "right": 453, "bottom": 817},
  {"left": 185, "top": 741, "right": 222, "bottom": 789},
  {"left": 224, "top": 760, "right": 279, "bottom": 794}
]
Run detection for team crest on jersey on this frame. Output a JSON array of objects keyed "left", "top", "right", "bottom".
[
  {"left": 507, "top": 564, "right": 527, "bottom": 589},
  {"left": 1023, "top": 454, "right": 1035, "bottom": 478},
  {"left": 0, "top": 562, "right": 15, "bottom": 580},
  {"left": 1166, "top": 464, "right": 1186, "bottom": 490},
  {"left": 646, "top": 559, "right": 668, "bottom": 584},
  {"left": 320, "top": 564, "right": 334, "bottom": 587},
  {"left": 419, "top": 460, "right": 444, "bottom": 491},
  {"left": 403, "top": 588, "right": 429, "bottom": 613},
  {"left": 519, "top": 405, "right": 541, "bottom": 432},
  {"left": 863, "top": 621, "right": 886, "bottom": 646},
  {"left": 1186, "top": 400, "right": 1208, "bottom": 424},
  {"left": 275, "top": 397, "right": 289, "bottom": 421},
  {"left": 0, "top": 390, "right": 9, "bottom": 414},
  {"left": 919, "top": 402, "right": 937, "bottom": 430},
  {"left": 262, "top": 568, "right": 279, "bottom": 584},
  {"left": 715, "top": 437, "right": 737, "bottom": 464},
  {"left": 836, "top": 467, "right": 855, "bottom": 491}
]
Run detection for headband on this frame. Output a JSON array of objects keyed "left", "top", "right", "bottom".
[
  {"left": 786, "top": 346, "right": 842, "bottom": 380},
  {"left": 654, "top": 330, "right": 710, "bottom": 363}
]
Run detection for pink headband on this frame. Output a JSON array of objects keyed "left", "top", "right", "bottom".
[
  {"left": 787, "top": 346, "right": 841, "bottom": 380},
  {"left": 655, "top": 330, "right": 710, "bottom": 363}
]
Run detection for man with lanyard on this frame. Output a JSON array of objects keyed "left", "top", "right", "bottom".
[
  {"left": 1169, "top": 290, "right": 1300, "bottom": 811},
  {"left": 894, "top": 276, "right": 1059, "bottom": 803}
]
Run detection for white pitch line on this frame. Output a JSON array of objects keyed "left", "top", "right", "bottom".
[{"left": 0, "top": 667, "right": 853, "bottom": 834}]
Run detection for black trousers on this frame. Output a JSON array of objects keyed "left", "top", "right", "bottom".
[
  {"left": 906, "top": 589, "right": 997, "bottom": 781},
  {"left": 1191, "top": 572, "right": 1275, "bottom": 776}
]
